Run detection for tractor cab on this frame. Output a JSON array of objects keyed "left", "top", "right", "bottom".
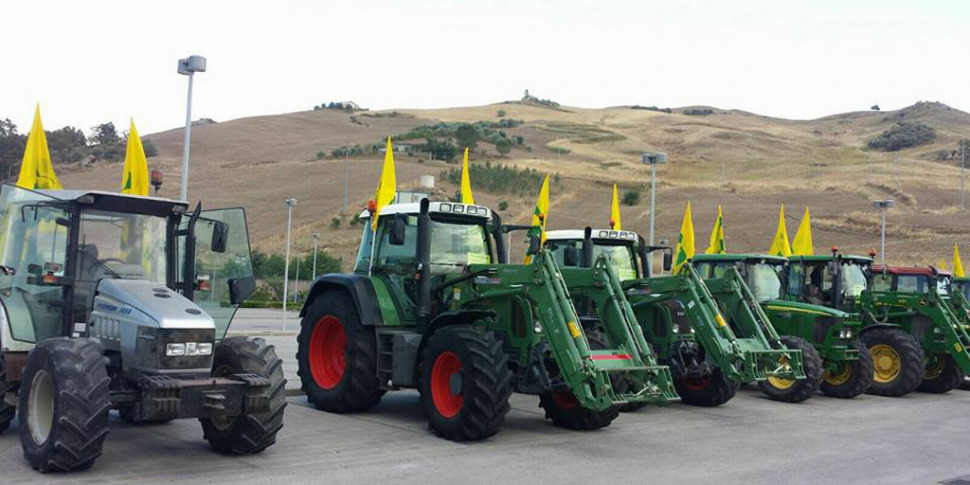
[
  {"left": 692, "top": 254, "right": 788, "bottom": 303},
  {"left": 953, "top": 277, "right": 970, "bottom": 301},
  {"left": 869, "top": 265, "right": 951, "bottom": 296},
  {"left": 544, "top": 229, "right": 642, "bottom": 281},
  {"left": 786, "top": 254, "right": 873, "bottom": 313}
]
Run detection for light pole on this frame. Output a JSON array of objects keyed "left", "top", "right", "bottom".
[
  {"left": 961, "top": 139, "right": 967, "bottom": 211},
  {"left": 177, "top": 55, "right": 207, "bottom": 201},
  {"left": 294, "top": 253, "right": 300, "bottom": 303},
  {"left": 873, "top": 199, "right": 894, "bottom": 266},
  {"left": 642, "top": 151, "right": 668, "bottom": 270},
  {"left": 312, "top": 232, "right": 321, "bottom": 280},
  {"left": 281, "top": 198, "right": 297, "bottom": 331}
]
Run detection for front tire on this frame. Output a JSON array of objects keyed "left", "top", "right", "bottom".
[
  {"left": 673, "top": 368, "right": 739, "bottom": 407},
  {"left": 202, "top": 337, "right": 287, "bottom": 454},
  {"left": 18, "top": 338, "right": 110, "bottom": 472},
  {"left": 758, "top": 336, "right": 823, "bottom": 403},
  {"left": 917, "top": 353, "right": 965, "bottom": 394},
  {"left": 297, "top": 291, "right": 384, "bottom": 412},
  {"left": 820, "top": 340, "right": 874, "bottom": 398},
  {"left": 861, "top": 328, "right": 923, "bottom": 397}
]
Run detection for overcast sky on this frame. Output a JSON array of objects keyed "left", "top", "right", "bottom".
[{"left": 4, "top": 0, "right": 968, "bottom": 135}]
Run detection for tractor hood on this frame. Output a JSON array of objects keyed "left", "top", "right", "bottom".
[
  {"left": 94, "top": 279, "right": 214, "bottom": 329},
  {"left": 762, "top": 299, "right": 848, "bottom": 319}
]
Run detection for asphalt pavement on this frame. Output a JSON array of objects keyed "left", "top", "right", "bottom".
[{"left": 0, "top": 309, "right": 968, "bottom": 484}]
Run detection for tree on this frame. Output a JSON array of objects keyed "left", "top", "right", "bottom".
[
  {"left": 0, "top": 119, "right": 25, "bottom": 180},
  {"left": 142, "top": 139, "right": 158, "bottom": 157},
  {"left": 454, "top": 124, "right": 480, "bottom": 150},
  {"left": 622, "top": 190, "right": 641, "bottom": 206},
  {"left": 497, "top": 109, "right": 506, "bottom": 118},
  {"left": 871, "top": 105, "right": 881, "bottom": 111},
  {"left": 89, "top": 122, "right": 120, "bottom": 146},
  {"left": 495, "top": 138, "right": 512, "bottom": 157}
]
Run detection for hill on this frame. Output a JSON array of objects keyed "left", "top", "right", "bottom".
[{"left": 55, "top": 100, "right": 970, "bottom": 270}]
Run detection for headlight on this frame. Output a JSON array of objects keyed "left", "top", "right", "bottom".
[
  {"left": 534, "top": 320, "right": 542, "bottom": 333},
  {"left": 672, "top": 323, "right": 681, "bottom": 334},
  {"left": 166, "top": 342, "right": 213, "bottom": 356},
  {"left": 196, "top": 342, "right": 213, "bottom": 355},
  {"left": 166, "top": 343, "right": 185, "bottom": 356},
  {"left": 839, "top": 328, "right": 853, "bottom": 340}
]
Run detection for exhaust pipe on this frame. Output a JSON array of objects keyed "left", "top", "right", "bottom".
[{"left": 416, "top": 199, "right": 432, "bottom": 328}]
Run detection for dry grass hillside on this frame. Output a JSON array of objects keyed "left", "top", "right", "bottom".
[{"left": 56, "top": 100, "right": 970, "bottom": 270}]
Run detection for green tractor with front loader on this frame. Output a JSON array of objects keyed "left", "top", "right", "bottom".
[
  {"left": 0, "top": 185, "right": 285, "bottom": 472},
  {"left": 544, "top": 229, "right": 811, "bottom": 407},
  {"left": 296, "top": 200, "right": 677, "bottom": 441},
  {"left": 692, "top": 254, "right": 873, "bottom": 399}
]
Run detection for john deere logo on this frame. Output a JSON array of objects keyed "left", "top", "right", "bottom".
[{"left": 919, "top": 298, "right": 928, "bottom": 307}]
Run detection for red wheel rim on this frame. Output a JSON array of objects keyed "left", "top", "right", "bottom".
[
  {"left": 431, "top": 351, "right": 464, "bottom": 418},
  {"left": 682, "top": 376, "right": 711, "bottom": 391},
  {"left": 550, "top": 391, "right": 579, "bottom": 409},
  {"left": 309, "top": 315, "right": 346, "bottom": 389}
]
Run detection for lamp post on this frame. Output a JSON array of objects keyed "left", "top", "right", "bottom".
[
  {"left": 642, "top": 151, "right": 668, "bottom": 269},
  {"left": 177, "top": 55, "right": 207, "bottom": 201},
  {"left": 281, "top": 198, "right": 297, "bottom": 331},
  {"left": 312, "top": 232, "right": 321, "bottom": 280},
  {"left": 873, "top": 199, "right": 894, "bottom": 266}
]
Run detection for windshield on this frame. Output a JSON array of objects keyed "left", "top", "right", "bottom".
[
  {"left": 429, "top": 219, "right": 490, "bottom": 273},
  {"left": 842, "top": 263, "right": 868, "bottom": 297},
  {"left": 593, "top": 243, "right": 637, "bottom": 280},
  {"left": 956, "top": 281, "right": 970, "bottom": 300},
  {"left": 77, "top": 210, "right": 168, "bottom": 284},
  {"left": 937, "top": 276, "right": 951, "bottom": 296},
  {"left": 750, "top": 263, "right": 783, "bottom": 302}
]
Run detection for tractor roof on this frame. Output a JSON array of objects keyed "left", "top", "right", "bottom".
[
  {"left": 788, "top": 254, "right": 874, "bottom": 264},
  {"left": 871, "top": 265, "right": 951, "bottom": 277},
  {"left": 359, "top": 201, "right": 492, "bottom": 221},
  {"left": 692, "top": 253, "right": 788, "bottom": 263},
  {"left": 545, "top": 229, "right": 638, "bottom": 243},
  {"left": 35, "top": 189, "right": 189, "bottom": 217}
]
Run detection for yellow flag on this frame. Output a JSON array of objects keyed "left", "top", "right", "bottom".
[
  {"left": 16, "top": 104, "right": 63, "bottom": 190},
  {"left": 791, "top": 207, "right": 814, "bottom": 256},
  {"left": 524, "top": 174, "right": 550, "bottom": 263},
  {"left": 460, "top": 147, "right": 475, "bottom": 204},
  {"left": 121, "top": 119, "right": 151, "bottom": 196},
  {"left": 768, "top": 204, "right": 792, "bottom": 257},
  {"left": 939, "top": 259, "right": 948, "bottom": 271},
  {"left": 705, "top": 205, "right": 726, "bottom": 254},
  {"left": 673, "top": 201, "right": 695, "bottom": 273},
  {"left": 610, "top": 184, "right": 622, "bottom": 230},
  {"left": 954, "top": 244, "right": 965, "bottom": 277},
  {"left": 371, "top": 137, "right": 397, "bottom": 231}
]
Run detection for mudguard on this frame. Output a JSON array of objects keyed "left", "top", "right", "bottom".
[{"left": 300, "top": 274, "right": 384, "bottom": 326}]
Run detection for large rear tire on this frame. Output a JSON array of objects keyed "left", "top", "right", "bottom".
[
  {"left": 419, "top": 325, "right": 511, "bottom": 441},
  {"left": 758, "top": 336, "right": 823, "bottom": 403},
  {"left": 673, "top": 368, "right": 739, "bottom": 407},
  {"left": 861, "top": 328, "right": 923, "bottom": 397},
  {"left": 18, "top": 338, "right": 110, "bottom": 472},
  {"left": 820, "top": 340, "right": 874, "bottom": 399},
  {"left": 0, "top": 355, "right": 16, "bottom": 433},
  {"left": 297, "top": 291, "right": 384, "bottom": 412},
  {"left": 202, "top": 337, "right": 287, "bottom": 454},
  {"left": 917, "top": 353, "right": 965, "bottom": 394}
]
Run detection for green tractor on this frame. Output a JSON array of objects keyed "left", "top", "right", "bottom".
[
  {"left": 544, "top": 229, "right": 809, "bottom": 407},
  {"left": 692, "top": 254, "right": 872, "bottom": 399},
  {"left": 296, "top": 200, "right": 676, "bottom": 441}
]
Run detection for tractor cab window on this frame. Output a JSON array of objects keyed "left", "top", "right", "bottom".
[
  {"left": 692, "top": 262, "right": 713, "bottom": 278},
  {"left": 788, "top": 264, "right": 804, "bottom": 297},
  {"left": 0, "top": 185, "right": 71, "bottom": 343},
  {"left": 749, "top": 263, "right": 783, "bottom": 302},
  {"left": 546, "top": 240, "right": 580, "bottom": 267},
  {"left": 896, "top": 275, "right": 929, "bottom": 294},
  {"left": 936, "top": 276, "right": 951, "bottom": 296},
  {"left": 191, "top": 208, "right": 255, "bottom": 339},
  {"left": 709, "top": 262, "right": 737, "bottom": 279},
  {"left": 872, "top": 273, "right": 893, "bottom": 291},
  {"left": 802, "top": 264, "right": 834, "bottom": 306},
  {"left": 956, "top": 281, "right": 970, "bottom": 300},
  {"left": 593, "top": 242, "right": 637, "bottom": 280},
  {"left": 429, "top": 219, "right": 490, "bottom": 274},
  {"left": 841, "top": 263, "right": 869, "bottom": 298}
]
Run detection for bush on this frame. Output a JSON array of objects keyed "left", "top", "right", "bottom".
[
  {"left": 631, "top": 105, "right": 672, "bottom": 113},
  {"left": 441, "top": 160, "right": 548, "bottom": 196},
  {"left": 142, "top": 139, "right": 158, "bottom": 158},
  {"left": 622, "top": 190, "right": 641, "bottom": 206},
  {"left": 316, "top": 151, "right": 326, "bottom": 160},
  {"left": 867, "top": 122, "right": 937, "bottom": 152},
  {"left": 330, "top": 217, "right": 341, "bottom": 229},
  {"left": 498, "top": 200, "right": 509, "bottom": 211},
  {"left": 682, "top": 108, "right": 714, "bottom": 116},
  {"left": 497, "top": 109, "right": 506, "bottom": 117}
]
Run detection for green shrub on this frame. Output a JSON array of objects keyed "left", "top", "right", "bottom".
[
  {"left": 498, "top": 200, "right": 509, "bottom": 211},
  {"left": 316, "top": 151, "right": 326, "bottom": 160},
  {"left": 142, "top": 139, "right": 158, "bottom": 157},
  {"left": 682, "top": 108, "right": 714, "bottom": 116},
  {"left": 497, "top": 109, "right": 506, "bottom": 117},
  {"left": 441, "top": 160, "right": 547, "bottom": 196},
  {"left": 622, "top": 190, "right": 641, "bottom": 206},
  {"left": 867, "top": 122, "right": 936, "bottom": 151},
  {"left": 330, "top": 217, "right": 341, "bottom": 229},
  {"left": 496, "top": 138, "right": 512, "bottom": 157}
]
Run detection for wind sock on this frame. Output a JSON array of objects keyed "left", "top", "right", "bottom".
[
  {"left": 17, "top": 104, "right": 62, "bottom": 190},
  {"left": 705, "top": 205, "right": 726, "bottom": 254},
  {"left": 768, "top": 204, "right": 792, "bottom": 257},
  {"left": 673, "top": 201, "right": 695, "bottom": 273},
  {"left": 121, "top": 119, "right": 150, "bottom": 196},
  {"left": 524, "top": 174, "right": 550, "bottom": 263},
  {"left": 610, "top": 184, "right": 622, "bottom": 230},
  {"left": 791, "top": 207, "right": 814, "bottom": 256},
  {"left": 371, "top": 137, "right": 397, "bottom": 231},
  {"left": 954, "top": 244, "right": 965, "bottom": 277},
  {"left": 460, "top": 147, "right": 475, "bottom": 204}
]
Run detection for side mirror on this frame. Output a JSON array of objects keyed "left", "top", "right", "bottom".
[
  {"left": 563, "top": 246, "right": 580, "bottom": 267},
  {"left": 527, "top": 235, "right": 541, "bottom": 256},
  {"left": 663, "top": 252, "right": 673, "bottom": 272},
  {"left": 389, "top": 216, "right": 407, "bottom": 246},
  {"left": 211, "top": 221, "right": 229, "bottom": 253}
]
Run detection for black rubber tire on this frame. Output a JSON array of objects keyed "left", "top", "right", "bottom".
[
  {"left": 861, "top": 328, "right": 924, "bottom": 397},
  {"left": 820, "top": 340, "right": 874, "bottom": 399},
  {"left": 0, "top": 355, "right": 16, "bottom": 433},
  {"left": 18, "top": 338, "right": 110, "bottom": 472},
  {"left": 418, "top": 325, "right": 511, "bottom": 441},
  {"left": 758, "top": 336, "right": 823, "bottom": 403},
  {"left": 673, "top": 368, "right": 740, "bottom": 407},
  {"left": 917, "top": 353, "right": 965, "bottom": 394},
  {"left": 538, "top": 329, "right": 620, "bottom": 429},
  {"left": 297, "top": 290, "right": 384, "bottom": 412},
  {"left": 202, "top": 336, "right": 287, "bottom": 454}
]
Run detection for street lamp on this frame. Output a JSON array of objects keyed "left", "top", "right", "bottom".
[
  {"left": 312, "top": 232, "right": 321, "bottom": 281},
  {"left": 177, "top": 55, "right": 206, "bottom": 201},
  {"left": 642, "top": 151, "right": 668, "bottom": 269},
  {"left": 873, "top": 199, "right": 894, "bottom": 266},
  {"left": 281, "top": 198, "right": 297, "bottom": 331}
]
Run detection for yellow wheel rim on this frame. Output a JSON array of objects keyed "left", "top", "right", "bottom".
[
  {"left": 923, "top": 355, "right": 945, "bottom": 381},
  {"left": 824, "top": 363, "right": 852, "bottom": 386},
  {"left": 871, "top": 344, "right": 901, "bottom": 384},
  {"left": 766, "top": 376, "right": 795, "bottom": 390}
]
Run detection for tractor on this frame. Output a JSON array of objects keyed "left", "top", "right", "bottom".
[
  {"left": 693, "top": 254, "right": 872, "bottom": 399},
  {"left": 296, "top": 199, "right": 677, "bottom": 441},
  {"left": 545, "top": 229, "right": 810, "bottom": 407},
  {"left": 0, "top": 185, "right": 285, "bottom": 472}
]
